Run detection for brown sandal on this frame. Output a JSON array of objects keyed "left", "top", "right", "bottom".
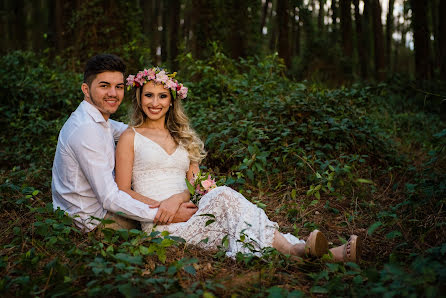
[
  {"left": 305, "top": 230, "right": 329, "bottom": 257},
  {"left": 329, "top": 235, "right": 361, "bottom": 263}
]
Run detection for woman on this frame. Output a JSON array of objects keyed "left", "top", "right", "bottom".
[{"left": 115, "top": 67, "right": 360, "bottom": 261}]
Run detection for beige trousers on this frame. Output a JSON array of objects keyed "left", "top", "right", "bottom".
[{"left": 101, "top": 212, "right": 139, "bottom": 230}]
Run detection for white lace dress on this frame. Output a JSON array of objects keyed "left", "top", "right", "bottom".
[{"left": 132, "top": 131, "right": 304, "bottom": 257}]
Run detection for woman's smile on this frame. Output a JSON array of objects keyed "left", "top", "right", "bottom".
[{"left": 148, "top": 107, "right": 163, "bottom": 114}]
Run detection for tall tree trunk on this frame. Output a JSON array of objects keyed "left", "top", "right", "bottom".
[
  {"left": 269, "top": 0, "right": 277, "bottom": 52},
  {"left": 161, "top": 0, "right": 168, "bottom": 64},
  {"left": 260, "top": 0, "right": 271, "bottom": 35},
  {"left": 2, "top": 0, "right": 14, "bottom": 51},
  {"left": 31, "top": 0, "right": 44, "bottom": 51},
  {"left": 53, "top": 0, "right": 64, "bottom": 53},
  {"left": 277, "top": 0, "right": 290, "bottom": 68},
  {"left": 228, "top": 0, "right": 247, "bottom": 59},
  {"left": 318, "top": 0, "right": 325, "bottom": 33},
  {"left": 191, "top": 0, "right": 211, "bottom": 59},
  {"left": 183, "top": 0, "right": 192, "bottom": 53},
  {"left": 439, "top": 0, "right": 446, "bottom": 80},
  {"left": 14, "top": 0, "right": 26, "bottom": 49},
  {"left": 292, "top": 5, "right": 301, "bottom": 56},
  {"left": 386, "top": 0, "right": 395, "bottom": 71},
  {"left": 340, "top": 0, "right": 353, "bottom": 58},
  {"left": 354, "top": 0, "right": 368, "bottom": 78},
  {"left": 141, "top": 0, "right": 152, "bottom": 49},
  {"left": 331, "top": 0, "right": 338, "bottom": 41},
  {"left": 371, "top": 0, "right": 385, "bottom": 80},
  {"left": 142, "top": 0, "right": 160, "bottom": 65},
  {"left": 410, "top": 0, "right": 432, "bottom": 79},
  {"left": 169, "top": 0, "right": 181, "bottom": 70}
]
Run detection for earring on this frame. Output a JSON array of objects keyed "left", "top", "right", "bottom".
[{"left": 170, "top": 103, "right": 172, "bottom": 106}]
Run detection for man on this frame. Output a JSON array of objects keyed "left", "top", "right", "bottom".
[{"left": 52, "top": 54, "right": 196, "bottom": 232}]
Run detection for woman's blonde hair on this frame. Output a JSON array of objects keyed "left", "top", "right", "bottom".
[{"left": 129, "top": 84, "right": 206, "bottom": 163}]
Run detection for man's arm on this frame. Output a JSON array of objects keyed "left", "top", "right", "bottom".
[{"left": 69, "top": 124, "right": 157, "bottom": 222}]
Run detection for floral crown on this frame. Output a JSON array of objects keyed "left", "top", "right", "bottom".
[{"left": 126, "top": 67, "right": 188, "bottom": 100}]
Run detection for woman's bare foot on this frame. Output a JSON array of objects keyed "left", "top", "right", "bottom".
[{"left": 329, "top": 235, "right": 361, "bottom": 263}]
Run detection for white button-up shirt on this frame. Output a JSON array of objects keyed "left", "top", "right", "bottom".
[{"left": 52, "top": 100, "right": 157, "bottom": 231}]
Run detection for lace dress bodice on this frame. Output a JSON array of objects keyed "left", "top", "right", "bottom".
[{"left": 132, "top": 130, "right": 190, "bottom": 201}]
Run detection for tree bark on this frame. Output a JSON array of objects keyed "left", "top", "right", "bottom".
[
  {"left": 161, "top": 0, "right": 168, "bottom": 64},
  {"left": 430, "top": 0, "right": 439, "bottom": 73},
  {"left": 277, "top": 0, "right": 291, "bottom": 67},
  {"left": 386, "top": 0, "right": 395, "bottom": 71},
  {"left": 260, "top": 0, "right": 271, "bottom": 35},
  {"left": 340, "top": 0, "right": 353, "bottom": 58},
  {"left": 331, "top": 0, "right": 338, "bottom": 41},
  {"left": 410, "top": 0, "right": 432, "bottom": 79},
  {"left": 269, "top": 0, "right": 277, "bottom": 52},
  {"left": 13, "top": 0, "right": 26, "bottom": 49},
  {"left": 228, "top": 0, "right": 247, "bottom": 59},
  {"left": 53, "top": 0, "right": 64, "bottom": 53},
  {"left": 292, "top": 4, "right": 301, "bottom": 56},
  {"left": 371, "top": 0, "right": 385, "bottom": 80},
  {"left": 438, "top": 0, "right": 446, "bottom": 80},
  {"left": 353, "top": 0, "right": 368, "bottom": 78},
  {"left": 169, "top": 0, "right": 181, "bottom": 70},
  {"left": 318, "top": 0, "right": 325, "bottom": 33},
  {"left": 191, "top": 0, "right": 211, "bottom": 59}
]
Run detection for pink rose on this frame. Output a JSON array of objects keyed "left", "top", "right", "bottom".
[{"left": 201, "top": 176, "right": 217, "bottom": 191}]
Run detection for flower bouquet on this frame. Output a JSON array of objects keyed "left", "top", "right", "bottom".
[{"left": 185, "top": 170, "right": 219, "bottom": 205}]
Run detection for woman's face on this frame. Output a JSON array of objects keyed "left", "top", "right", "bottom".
[{"left": 140, "top": 81, "right": 172, "bottom": 122}]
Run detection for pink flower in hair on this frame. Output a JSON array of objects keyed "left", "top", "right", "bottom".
[
  {"left": 147, "top": 68, "right": 156, "bottom": 80},
  {"left": 165, "top": 79, "right": 177, "bottom": 90},
  {"left": 178, "top": 85, "right": 188, "bottom": 99},
  {"left": 126, "top": 75, "right": 135, "bottom": 86},
  {"left": 155, "top": 70, "right": 169, "bottom": 83}
]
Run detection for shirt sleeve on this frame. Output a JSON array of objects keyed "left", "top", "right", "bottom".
[
  {"left": 68, "top": 123, "right": 156, "bottom": 222},
  {"left": 109, "top": 119, "right": 128, "bottom": 142}
]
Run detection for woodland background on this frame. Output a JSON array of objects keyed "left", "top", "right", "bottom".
[{"left": 0, "top": 0, "right": 445, "bottom": 296}]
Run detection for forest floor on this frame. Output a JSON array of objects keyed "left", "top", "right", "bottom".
[{"left": 1, "top": 51, "right": 445, "bottom": 296}]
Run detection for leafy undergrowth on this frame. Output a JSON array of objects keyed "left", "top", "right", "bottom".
[{"left": 1, "top": 50, "right": 445, "bottom": 296}]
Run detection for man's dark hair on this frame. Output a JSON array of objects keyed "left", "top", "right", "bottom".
[{"left": 83, "top": 54, "right": 126, "bottom": 87}]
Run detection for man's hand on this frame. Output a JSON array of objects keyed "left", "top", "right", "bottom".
[
  {"left": 151, "top": 195, "right": 183, "bottom": 224},
  {"left": 150, "top": 191, "right": 191, "bottom": 224},
  {"left": 171, "top": 202, "right": 198, "bottom": 223}
]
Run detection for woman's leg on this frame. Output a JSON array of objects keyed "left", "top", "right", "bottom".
[
  {"left": 329, "top": 235, "right": 361, "bottom": 262},
  {"left": 272, "top": 230, "right": 306, "bottom": 256},
  {"left": 272, "top": 229, "right": 329, "bottom": 257}
]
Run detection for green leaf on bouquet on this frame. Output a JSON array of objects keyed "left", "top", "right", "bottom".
[
  {"left": 205, "top": 219, "right": 215, "bottom": 226},
  {"left": 199, "top": 213, "right": 216, "bottom": 218},
  {"left": 185, "top": 178, "right": 195, "bottom": 195}
]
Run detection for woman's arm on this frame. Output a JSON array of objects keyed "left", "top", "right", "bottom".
[
  {"left": 186, "top": 162, "right": 200, "bottom": 183},
  {"left": 115, "top": 128, "right": 159, "bottom": 206}
]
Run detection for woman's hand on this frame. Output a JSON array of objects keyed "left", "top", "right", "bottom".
[
  {"left": 151, "top": 193, "right": 186, "bottom": 224},
  {"left": 172, "top": 202, "right": 198, "bottom": 223}
]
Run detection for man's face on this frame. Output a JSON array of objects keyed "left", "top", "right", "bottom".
[{"left": 81, "top": 71, "right": 125, "bottom": 120}]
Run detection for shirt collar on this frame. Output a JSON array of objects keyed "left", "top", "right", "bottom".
[{"left": 81, "top": 100, "right": 107, "bottom": 124}]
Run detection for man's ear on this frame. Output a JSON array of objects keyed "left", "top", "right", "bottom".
[{"left": 81, "top": 83, "right": 90, "bottom": 100}]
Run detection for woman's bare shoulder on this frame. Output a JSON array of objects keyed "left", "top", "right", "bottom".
[{"left": 118, "top": 127, "right": 136, "bottom": 144}]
